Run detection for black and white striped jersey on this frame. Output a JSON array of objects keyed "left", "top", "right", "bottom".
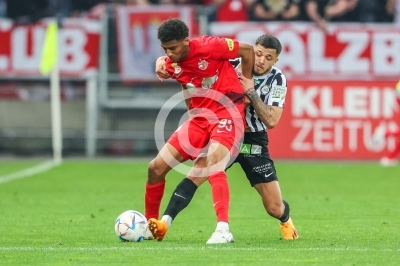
[{"left": 230, "top": 58, "right": 287, "bottom": 132}]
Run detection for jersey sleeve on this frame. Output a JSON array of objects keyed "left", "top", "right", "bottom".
[
  {"left": 202, "top": 36, "right": 240, "bottom": 60},
  {"left": 265, "top": 72, "right": 287, "bottom": 108},
  {"left": 229, "top": 58, "right": 241, "bottom": 76}
]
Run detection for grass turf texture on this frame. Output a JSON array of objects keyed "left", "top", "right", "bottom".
[{"left": 0, "top": 160, "right": 399, "bottom": 265}]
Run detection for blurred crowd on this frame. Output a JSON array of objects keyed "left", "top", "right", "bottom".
[{"left": 0, "top": 0, "right": 398, "bottom": 30}]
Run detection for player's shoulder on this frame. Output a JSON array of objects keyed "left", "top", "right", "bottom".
[
  {"left": 270, "top": 66, "right": 288, "bottom": 86},
  {"left": 192, "top": 35, "right": 229, "bottom": 46},
  {"left": 271, "top": 66, "right": 287, "bottom": 79},
  {"left": 271, "top": 66, "right": 285, "bottom": 77}
]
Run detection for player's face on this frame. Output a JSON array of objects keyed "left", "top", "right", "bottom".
[
  {"left": 161, "top": 37, "right": 190, "bottom": 63},
  {"left": 253, "top": 44, "right": 278, "bottom": 76}
]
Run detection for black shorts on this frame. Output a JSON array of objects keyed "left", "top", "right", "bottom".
[{"left": 227, "top": 131, "right": 278, "bottom": 186}]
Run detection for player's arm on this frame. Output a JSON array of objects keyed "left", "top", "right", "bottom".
[
  {"left": 155, "top": 56, "right": 171, "bottom": 80},
  {"left": 239, "top": 75, "right": 283, "bottom": 129},
  {"left": 237, "top": 42, "right": 255, "bottom": 79},
  {"left": 236, "top": 43, "right": 254, "bottom": 105}
]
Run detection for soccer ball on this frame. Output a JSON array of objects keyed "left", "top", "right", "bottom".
[{"left": 114, "top": 210, "right": 148, "bottom": 242}]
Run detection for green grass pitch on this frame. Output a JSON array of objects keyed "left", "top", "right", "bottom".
[{"left": 0, "top": 160, "right": 399, "bottom": 265}]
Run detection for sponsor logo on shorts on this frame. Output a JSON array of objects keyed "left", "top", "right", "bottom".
[
  {"left": 239, "top": 143, "right": 251, "bottom": 154},
  {"left": 239, "top": 143, "right": 262, "bottom": 154},
  {"left": 265, "top": 172, "right": 273, "bottom": 178}
]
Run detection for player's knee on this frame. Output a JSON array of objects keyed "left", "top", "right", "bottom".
[
  {"left": 147, "top": 158, "right": 167, "bottom": 182},
  {"left": 265, "top": 202, "right": 284, "bottom": 219},
  {"left": 187, "top": 175, "right": 207, "bottom": 186},
  {"left": 188, "top": 167, "right": 208, "bottom": 179},
  {"left": 205, "top": 155, "right": 225, "bottom": 172}
]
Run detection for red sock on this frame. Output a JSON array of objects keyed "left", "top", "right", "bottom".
[
  {"left": 387, "top": 141, "right": 400, "bottom": 159},
  {"left": 144, "top": 181, "right": 165, "bottom": 220},
  {"left": 208, "top": 171, "right": 229, "bottom": 223}
]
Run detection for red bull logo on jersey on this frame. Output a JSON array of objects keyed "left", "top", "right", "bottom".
[{"left": 198, "top": 59, "right": 208, "bottom": 70}]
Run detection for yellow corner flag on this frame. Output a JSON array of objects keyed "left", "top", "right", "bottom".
[{"left": 40, "top": 21, "right": 58, "bottom": 75}]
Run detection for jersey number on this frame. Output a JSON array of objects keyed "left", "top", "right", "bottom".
[{"left": 218, "top": 119, "right": 233, "bottom": 132}]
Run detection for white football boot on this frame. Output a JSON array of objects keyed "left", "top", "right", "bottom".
[{"left": 206, "top": 230, "right": 234, "bottom": 244}]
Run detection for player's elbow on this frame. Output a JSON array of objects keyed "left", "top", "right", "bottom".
[
  {"left": 265, "top": 118, "right": 280, "bottom": 129},
  {"left": 266, "top": 122, "right": 277, "bottom": 129},
  {"left": 238, "top": 43, "right": 254, "bottom": 60}
]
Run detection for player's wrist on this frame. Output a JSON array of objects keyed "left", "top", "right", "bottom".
[
  {"left": 246, "top": 88, "right": 258, "bottom": 102},
  {"left": 245, "top": 87, "right": 256, "bottom": 94}
]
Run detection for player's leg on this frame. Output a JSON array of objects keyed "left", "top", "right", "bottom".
[
  {"left": 146, "top": 118, "right": 202, "bottom": 221},
  {"left": 253, "top": 182, "right": 298, "bottom": 240},
  {"left": 148, "top": 156, "right": 209, "bottom": 241},
  {"left": 148, "top": 119, "right": 213, "bottom": 240},
  {"left": 145, "top": 143, "right": 186, "bottom": 221},
  {"left": 205, "top": 142, "right": 235, "bottom": 244},
  {"left": 205, "top": 117, "right": 244, "bottom": 244},
  {"left": 240, "top": 156, "right": 298, "bottom": 239}
]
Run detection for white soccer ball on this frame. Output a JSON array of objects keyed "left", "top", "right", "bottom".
[{"left": 114, "top": 210, "right": 148, "bottom": 242}]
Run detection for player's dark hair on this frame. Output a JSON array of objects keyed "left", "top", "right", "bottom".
[
  {"left": 157, "top": 18, "right": 189, "bottom": 43},
  {"left": 255, "top": 34, "right": 282, "bottom": 55}
]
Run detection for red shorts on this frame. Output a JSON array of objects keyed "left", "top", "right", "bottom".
[{"left": 167, "top": 117, "right": 244, "bottom": 161}]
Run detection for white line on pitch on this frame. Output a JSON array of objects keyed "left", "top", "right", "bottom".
[
  {"left": 0, "top": 246, "right": 397, "bottom": 252},
  {"left": 0, "top": 160, "right": 58, "bottom": 184}
]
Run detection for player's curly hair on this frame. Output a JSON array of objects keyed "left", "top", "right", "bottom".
[
  {"left": 157, "top": 18, "right": 189, "bottom": 43},
  {"left": 255, "top": 34, "right": 282, "bottom": 55}
]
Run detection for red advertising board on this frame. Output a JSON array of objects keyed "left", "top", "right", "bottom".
[
  {"left": 0, "top": 18, "right": 100, "bottom": 77},
  {"left": 268, "top": 80, "right": 399, "bottom": 160},
  {"left": 210, "top": 22, "right": 400, "bottom": 80},
  {"left": 114, "top": 5, "right": 196, "bottom": 81}
]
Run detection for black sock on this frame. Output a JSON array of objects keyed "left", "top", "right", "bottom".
[
  {"left": 163, "top": 178, "right": 198, "bottom": 220},
  {"left": 279, "top": 200, "right": 290, "bottom": 223}
]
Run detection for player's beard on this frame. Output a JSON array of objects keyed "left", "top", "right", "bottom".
[{"left": 253, "top": 66, "right": 272, "bottom": 76}]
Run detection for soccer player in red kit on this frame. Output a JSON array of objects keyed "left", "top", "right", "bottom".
[{"left": 144, "top": 18, "right": 255, "bottom": 244}]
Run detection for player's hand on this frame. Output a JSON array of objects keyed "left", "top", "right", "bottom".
[
  {"left": 155, "top": 56, "right": 171, "bottom": 81},
  {"left": 238, "top": 75, "right": 254, "bottom": 107},
  {"left": 238, "top": 75, "right": 255, "bottom": 94}
]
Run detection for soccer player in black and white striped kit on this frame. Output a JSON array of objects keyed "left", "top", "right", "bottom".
[{"left": 148, "top": 34, "right": 298, "bottom": 243}]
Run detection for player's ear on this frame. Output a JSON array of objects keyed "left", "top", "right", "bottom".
[{"left": 183, "top": 37, "right": 190, "bottom": 45}]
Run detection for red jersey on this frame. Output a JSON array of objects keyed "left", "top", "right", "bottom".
[{"left": 165, "top": 36, "right": 245, "bottom": 120}]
